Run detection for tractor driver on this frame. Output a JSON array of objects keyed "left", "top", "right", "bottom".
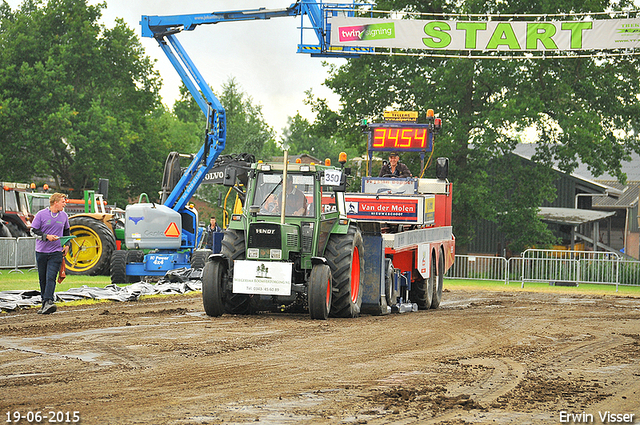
[
  {"left": 282, "top": 175, "right": 307, "bottom": 216},
  {"left": 379, "top": 152, "right": 412, "bottom": 178},
  {"left": 260, "top": 175, "right": 307, "bottom": 216}
]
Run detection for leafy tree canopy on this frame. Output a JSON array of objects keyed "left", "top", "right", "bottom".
[
  {"left": 0, "top": 0, "right": 173, "bottom": 206},
  {"left": 318, "top": 0, "right": 640, "bottom": 252}
]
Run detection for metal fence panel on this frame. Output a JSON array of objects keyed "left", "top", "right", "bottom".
[
  {"left": 0, "top": 237, "right": 37, "bottom": 272},
  {"left": 0, "top": 238, "right": 16, "bottom": 271},
  {"left": 445, "top": 251, "right": 640, "bottom": 291},
  {"left": 16, "top": 237, "right": 36, "bottom": 269},
  {"left": 445, "top": 255, "right": 508, "bottom": 283},
  {"left": 521, "top": 249, "right": 621, "bottom": 287}
]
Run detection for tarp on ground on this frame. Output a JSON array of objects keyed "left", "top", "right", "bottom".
[{"left": 0, "top": 267, "right": 203, "bottom": 312}]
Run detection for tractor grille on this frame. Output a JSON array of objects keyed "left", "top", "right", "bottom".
[
  {"left": 301, "top": 222, "right": 313, "bottom": 253},
  {"left": 286, "top": 232, "right": 299, "bottom": 248},
  {"left": 248, "top": 223, "right": 281, "bottom": 249}
]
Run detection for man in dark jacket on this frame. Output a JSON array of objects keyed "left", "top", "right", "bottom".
[
  {"left": 204, "top": 217, "right": 222, "bottom": 250},
  {"left": 379, "top": 152, "right": 412, "bottom": 177}
]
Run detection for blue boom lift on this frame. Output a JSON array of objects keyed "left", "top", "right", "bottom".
[{"left": 110, "top": 2, "right": 371, "bottom": 283}]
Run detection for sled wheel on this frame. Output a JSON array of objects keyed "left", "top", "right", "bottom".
[
  {"left": 326, "top": 226, "right": 364, "bottom": 318},
  {"left": 410, "top": 251, "right": 434, "bottom": 310},
  {"left": 431, "top": 249, "right": 445, "bottom": 309},
  {"left": 308, "top": 263, "right": 332, "bottom": 320},
  {"left": 385, "top": 259, "right": 394, "bottom": 307}
]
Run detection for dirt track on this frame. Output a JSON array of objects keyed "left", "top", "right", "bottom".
[{"left": 1, "top": 288, "right": 639, "bottom": 425}]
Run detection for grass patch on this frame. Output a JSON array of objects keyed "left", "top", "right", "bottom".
[
  {"left": 0, "top": 269, "right": 112, "bottom": 293},
  {"left": 444, "top": 278, "right": 640, "bottom": 297},
  {"left": 2, "top": 269, "right": 638, "bottom": 302}
]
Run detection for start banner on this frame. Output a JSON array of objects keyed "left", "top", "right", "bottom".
[{"left": 330, "top": 16, "right": 640, "bottom": 52}]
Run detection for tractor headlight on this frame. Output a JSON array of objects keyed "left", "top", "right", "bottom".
[
  {"left": 270, "top": 249, "right": 282, "bottom": 260},
  {"left": 247, "top": 248, "right": 259, "bottom": 259}
]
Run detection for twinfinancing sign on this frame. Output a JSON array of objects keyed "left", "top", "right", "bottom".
[{"left": 330, "top": 17, "right": 640, "bottom": 51}]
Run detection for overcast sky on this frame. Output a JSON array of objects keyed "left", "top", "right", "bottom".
[{"left": 6, "top": 0, "right": 346, "bottom": 138}]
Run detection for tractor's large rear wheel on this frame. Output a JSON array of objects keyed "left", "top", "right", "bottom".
[
  {"left": 325, "top": 226, "right": 364, "bottom": 318},
  {"left": 66, "top": 216, "right": 116, "bottom": 275}
]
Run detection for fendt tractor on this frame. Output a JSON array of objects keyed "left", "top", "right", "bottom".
[{"left": 202, "top": 111, "right": 455, "bottom": 320}]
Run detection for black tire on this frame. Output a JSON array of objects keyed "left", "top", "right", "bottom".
[
  {"left": 190, "top": 250, "right": 209, "bottom": 270},
  {"left": 431, "top": 249, "right": 445, "bottom": 309},
  {"left": 410, "top": 251, "right": 434, "bottom": 310},
  {"left": 66, "top": 216, "right": 116, "bottom": 275},
  {"left": 125, "top": 250, "right": 144, "bottom": 283},
  {"left": 202, "top": 260, "right": 226, "bottom": 317},
  {"left": 384, "top": 259, "right": 394, "bottom": 307},
  {"left": 325, "top": 226, "right": 364, "bottom": 318},
  {"left": 219, "top": 230, "right": 253, "bottom": 315},
  {"left": 110, "top": 250, "right": 128, "bottom": 284},
  {"left": 308, "top": 264, "right": 332, "bottom": 320}
]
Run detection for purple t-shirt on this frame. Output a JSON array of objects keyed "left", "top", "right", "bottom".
[{"left": 31, "top": 208, "right": 70, "bottom": 253}]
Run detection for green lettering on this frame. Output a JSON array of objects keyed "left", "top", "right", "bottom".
[
  {"left": 486, "top": 23, "right": 521, "bottom": 50},
  {"left": 456, "top": 22, "right": 487, "bottom": 49},
  {"left": 526, "top": 23, "right": 558, "bottom": 50},
  {"left": 423, "top": 21, "right": 452, "bottom": 48},
  {"left": 561, "top": 22, "right": 593, "bottom": 49}
]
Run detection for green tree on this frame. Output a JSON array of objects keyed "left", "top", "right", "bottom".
[
  {"left": 318, "top": 0, "right": 640, "bottom": 253},
  {"left": 0, "top": 0, "right": 166, "bottom": 206}
]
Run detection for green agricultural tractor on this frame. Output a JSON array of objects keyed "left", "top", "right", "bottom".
[{"left": 202, "top": 158, "right": 365, "bottom": 320}]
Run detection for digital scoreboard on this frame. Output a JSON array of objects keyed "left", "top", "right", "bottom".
[{"left": 368, "top": 124, "right": 433, "bottom": 153}]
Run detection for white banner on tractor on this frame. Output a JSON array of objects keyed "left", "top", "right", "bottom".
[{"left": 330, "top": 17, "right": 640, "bottom": 52}]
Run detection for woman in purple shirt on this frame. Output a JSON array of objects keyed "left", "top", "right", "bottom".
[{"left": 30, "top": 193, "right": 70, "bottom": 314}]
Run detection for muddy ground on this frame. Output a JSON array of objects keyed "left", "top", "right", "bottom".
[{"left": 1, "top": 287, "right": 639, "bottom": 425}]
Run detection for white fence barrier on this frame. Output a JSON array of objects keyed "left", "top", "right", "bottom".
[
  {"left": 0, "top": 237, "right": 37, "bottom": 274},
  {"left": 445, "top": 250, "right": 640, "bottom": 291}
]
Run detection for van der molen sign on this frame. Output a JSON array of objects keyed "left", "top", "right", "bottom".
[{"left": 330, "top": 17, "right": 640, "bottom": 51}]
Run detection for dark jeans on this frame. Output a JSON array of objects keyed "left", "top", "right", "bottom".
[{"left": 36, "top": 251, "right": 63, "bottom": 303}]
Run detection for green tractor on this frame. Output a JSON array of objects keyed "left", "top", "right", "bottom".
[
  {"left": 65, "top": 188, "right": 121, "bottom": 276},
  {"left": 202, "top": 158, "right": 365, "bottom": 319}
]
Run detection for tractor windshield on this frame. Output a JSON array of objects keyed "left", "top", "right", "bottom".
[{"left": 252, "top": 173, "right": 315, "bottom": 217}]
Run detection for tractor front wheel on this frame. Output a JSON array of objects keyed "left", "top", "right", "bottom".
[
  {"left": 308, "top": 263, "right": 332, "bottom": 320},
  {"left": 202, "top": 260, "right": 227, "bottom": 317}
]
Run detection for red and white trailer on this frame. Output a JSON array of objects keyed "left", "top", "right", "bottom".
[{"left": 343, "top": 112, "right": 455, "bottom": 315}]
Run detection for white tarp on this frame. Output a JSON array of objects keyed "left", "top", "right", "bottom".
[{"left": 330, "top": 17, "right": 640, "bottom": 51}]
